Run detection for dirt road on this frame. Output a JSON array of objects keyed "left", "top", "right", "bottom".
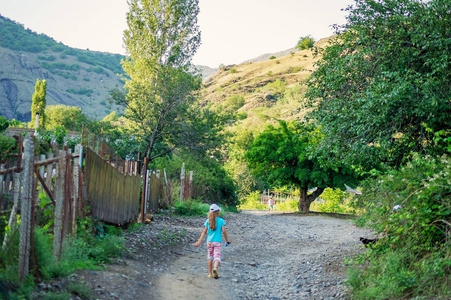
[{"left": 71, "top": 211, "right": 373, "bottom": 300}]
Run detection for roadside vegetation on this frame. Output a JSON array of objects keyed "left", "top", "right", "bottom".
[
  {"left": 0, "top": 0, "right": 450, "bottom": 299},
  {"left": 0, "top": 191, "right": 126, "bottom": 300}
]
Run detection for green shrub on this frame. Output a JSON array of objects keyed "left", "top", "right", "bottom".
[
  {"left": 0, "top": 116, "right": 9, "bottom": 132},
  {"left": 223, "top": 95, "right": 245, "bottom": 111},
  {"left": 296, "top": 35, "right": 315, "bottom": 50},
  {"left": 238, "top": 191, "right": 266, "bottom": 210},
  {"left": 310, "top": 188, "right": 353, "bottom": 213},
  {"left": 0, "top": 134, "right": 17, "bottom": 162},
  {"left": 66, "top": 88, "right": 93, "bottom": 97},
  {"left": 348, "top": 154, "right": 451, "bottom": 299},
  {"left": 174, "top": 199, "right": 210, "bottom": 216},
  {"left": 153, "top": 152, "right": 238, "bottom": 207},
  {"left": 274, "top": 199, "right": 298, "bottom": 212}
]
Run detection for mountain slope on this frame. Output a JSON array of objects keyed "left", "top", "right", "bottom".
[
  {"left": 202, "top": 38, "right": 328, "bottom": 127},
  {"left": 0, "top": 15, "right": 125, "bottom": 122},
  {"left": 0, "top": 14, "right": 322, "bottom": 125}
]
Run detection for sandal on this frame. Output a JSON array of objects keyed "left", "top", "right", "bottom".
[{"left": 213, "top": 268, "right": 218, "bottom": 279}]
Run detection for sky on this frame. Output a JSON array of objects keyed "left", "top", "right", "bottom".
[{"left": 0, "top": 0, "right": 354, "bottom": 67}]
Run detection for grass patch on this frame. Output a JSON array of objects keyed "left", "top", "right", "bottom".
[
  {"left": 173, "top": 198, "right": 237, "bottom": 217},
  {"left": 0, "top": 218, "right": 125, "bottom": 299}
]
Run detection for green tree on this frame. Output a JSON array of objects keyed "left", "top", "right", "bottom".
[
  {"left": 31, "top": 79, "right": 47, "bottom": 129},
  {"left": 296, "top": 35, "right": 315, "bottom": 50},
  {"left": 119, "top": 0, "right": 202, "bottom": 162},
  {"left": 0, "top": 116, "right": 9, "bottom": 132},
  {"left": 0, "top": 116, "right": 16, "bottom": 163},
  {"left": 306, "top": 0, "right": 451, "bottom": 171},
  {"left": 84, "top": 112, "right": 141, "bottom": 160},
  {"left": 246, "top": 121, "right": 359, "bottom": 212},
  {"left": 45, "top": 105, "right": 88, "bottom": 132}
]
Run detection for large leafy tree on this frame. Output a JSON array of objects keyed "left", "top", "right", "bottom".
[
  {"left": 306, "top": 0, "right": 451, "bottom": 170},
  {"left": 246, "top": 121, "right": 359, "bottom": 212},
  {"left": 119, "top": 0, "right": 202, "bottom": 161},
  {"left": 45, "top": 105, "right": 88, "bottom": 132},
  {"left": 30, "top": 79, "right": 47, "bottom": 129}
]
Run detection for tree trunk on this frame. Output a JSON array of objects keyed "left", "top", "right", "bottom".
[{"left": 298, "top": 187, "right": 325, "bottom": 213}]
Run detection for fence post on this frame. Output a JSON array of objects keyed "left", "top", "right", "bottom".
[
  {"left": 164, "top": 168, "right": 172, "bottom": 206},
  {"left": 45, "top": 153, "right": 54, "bottom": 191},
  {"left": 53, "top": 150, "right": 66, "bottom": 260},
  {"left": 188, "top": 171, "right": 193, "bottom": 199},
  {"left": 140, "top": 157, "right": 148, "bottom": 223},
  {"left": 145, "top": 169, "right": 150, "bottom": 212},
  {"left": 18, "top": 135, "right": 34, "bottom": 281},
  {"left": 73, "top": 146, "right": 80, "bottom": 234},
  {"left": 2, "top": 172, "right": 21, "bottom": 250},
  {"left": 180, "top": 163, "right": 185, "bottom": 202}
]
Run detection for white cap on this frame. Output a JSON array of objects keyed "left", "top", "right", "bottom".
[{"left": 209, "top": 204, "right": 221, "bottom": 212}]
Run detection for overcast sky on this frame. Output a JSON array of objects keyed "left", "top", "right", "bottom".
[{"left": 0, "top": 0, "right": 354, "bottom": 67}]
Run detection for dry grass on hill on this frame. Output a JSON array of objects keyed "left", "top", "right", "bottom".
[
  {"left": 201, "top": 38, "right": 330, "bottom": 111},
  {"left": 201, "top": 38, "right": 330, "bottom": 131}
]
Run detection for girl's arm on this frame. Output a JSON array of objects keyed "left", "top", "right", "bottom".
[
  {"left": 194, "top": 227, "right": 207, "bottom": 247},
  {"left": 222, "top": 226, "right": 230, "bottom": 244}
]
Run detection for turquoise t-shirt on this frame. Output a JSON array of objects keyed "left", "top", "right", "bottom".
[{"left": 205, "top": 217, "right": 226, "bottom": 243}]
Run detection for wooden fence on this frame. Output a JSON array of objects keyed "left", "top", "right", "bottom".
[
  {"left": 1, "top": 128, "right": 194, "bottom": 282},
  {"left": 261, "top": 189, "right": 297, "bottom": 204},
  {"left": 0, "top": 134, "right": 82, "bottom": 281},
  {"left": 81, "top": 126, "right": 190, "bottom": 222},
  {"left": 84, "top": 147, "right": 140, "bottom": 224}
]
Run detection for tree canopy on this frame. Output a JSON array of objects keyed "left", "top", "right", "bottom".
[
  {"left": 246, "top": 121, "right": 359, "bottom": 211},
  {"left": 119, "top": 0, "right": 203, "bottom": 162},
  {"left": 306, "top": 0, "right": 451, "bottom": 171},
  {"left": 45, "top": 105, "right": 88, "bottom": 132}
]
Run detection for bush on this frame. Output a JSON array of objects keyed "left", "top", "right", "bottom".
[
  {"left": 274, "top": 199, "right": 298, "bottom": 212},
  {"left": 152, "top": 152, "right": 238, "bottom": 207},
  {"left": 310, "top": 188, "right": 354, "bottom": 213},
  {"left": 296, "top": 35, "right": 315, "bottom": 50},
  {"left": 0, "top": 134, "right": 17, "bottom": 163},
  {"left": 174, "top": 199, "right": 209, "bottom": 216},
  {"left": 348, "top": 154, "right": 451, "bottom": 299},
  {"left": 238, "top": 191, "right": 266, "bottom": 210},
  {"left": 173, "top": 199, "right": 237, "bottom": 216},
  {"left": 0, "top": 216, "right": 125, "bottom": 299}
]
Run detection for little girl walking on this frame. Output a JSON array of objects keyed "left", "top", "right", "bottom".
[{"left": 194, "top": 204, "right": 231, "bottom": 279}]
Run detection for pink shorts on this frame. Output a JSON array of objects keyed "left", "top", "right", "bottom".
[{"left": 207, "top": 242, "right": 222, "bottom": 262}]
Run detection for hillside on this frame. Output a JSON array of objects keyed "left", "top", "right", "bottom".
[
  {"left": 0, "top": 14, "right": 322, "bottom": 125},
  {"left": 202, "top": 39, "right": 328, "bottom": 131},
  {"left": 0, "top": 15, "right": 126, "bottom": 122},
  {"left": 0, "top": 15, "right": 217, "bottom": 122}
]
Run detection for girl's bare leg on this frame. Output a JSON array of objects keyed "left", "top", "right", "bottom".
[
  {"left": 213, "top": 260, "right": 220, "bottom": 279},
  {"left": 207, "top": 259, "right": 213, "bottom": 277}
]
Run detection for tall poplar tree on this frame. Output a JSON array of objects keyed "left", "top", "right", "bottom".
[
  {"left": 120, "top": 0, "right": 202, "bottom": 161},
  {"left": 30, "top": 79, "right": 47, "bottom": 129}
]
